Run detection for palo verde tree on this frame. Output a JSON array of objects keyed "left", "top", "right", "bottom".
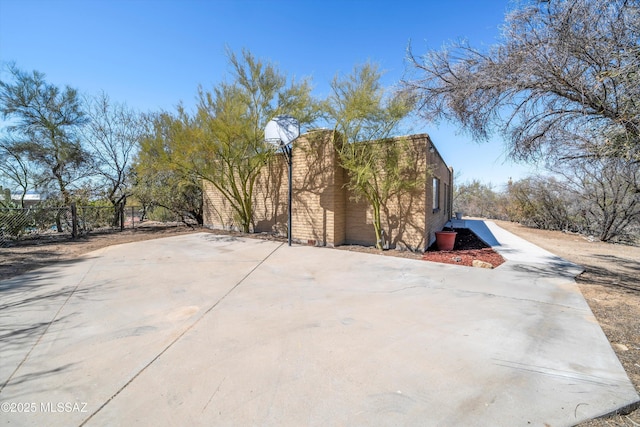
[
  {"left": 134, "top": 111, "right": 204, "bottom": 225},
  {"left": 139, "top": 49, "right": 319, "bottom": 232},
  {"left": 0, "top": 64, "right": 90, "bottom": 208},
  {"left": 405, "top": 0, "right": 640, "bottom": 163},
  {"left": 195, "top": 49, "right": 318, "bottom": 232},
  {"left": 326, "top": 63, "right": 418, "bottom": 249}
]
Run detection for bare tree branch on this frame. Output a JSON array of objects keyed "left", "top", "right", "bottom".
[{"left": 404, "top": 0, "right": 640, "bottom": 162}]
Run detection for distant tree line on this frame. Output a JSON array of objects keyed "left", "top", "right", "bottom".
[{"left": 453, "top": 171, "right": 639, "bottom": 243}]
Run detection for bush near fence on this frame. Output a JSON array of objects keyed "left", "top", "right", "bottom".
[{"left": 0, "top": 205, "right": 184, "bottom": 247}]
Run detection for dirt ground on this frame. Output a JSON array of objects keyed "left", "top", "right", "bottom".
[
  {"left": 1, "top": 221, "right": 639, "bottom": 425},
  {"left": 0, "top": 224, "right": 201, "bottom": 280}
]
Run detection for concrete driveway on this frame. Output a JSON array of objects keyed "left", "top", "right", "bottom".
[{"left": 1, "top": 225, "right": 638, "bottom": 426}]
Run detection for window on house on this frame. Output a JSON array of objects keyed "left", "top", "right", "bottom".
[{"left": 433, "top": 177, "right": 440, "bottom": 212}]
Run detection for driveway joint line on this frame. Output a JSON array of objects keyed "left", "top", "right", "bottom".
[{"left": 79, "top": 241, "right": 285, "bottom": 426}]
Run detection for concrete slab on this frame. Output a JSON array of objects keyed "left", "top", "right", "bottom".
[
  {"left": 1, "top": 228, "right": 638, "bottom": 426},
  {"left": 451, "top": 219, "right": 584, "bottom": 277}
]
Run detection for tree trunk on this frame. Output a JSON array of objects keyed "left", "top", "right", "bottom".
[
  {"left": 372, "top": 199, "right": 383, "bottom": 250},
  {"left": 55, "top": 210, "right": 64, "bottom": 233},
  {"left": 113, "top": 204, "right": 121, "bottom": 228},
  {"left": 119, "top": 202, "right": 125, "bottom": 231}
]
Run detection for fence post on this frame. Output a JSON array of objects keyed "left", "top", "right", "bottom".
[
  {"left": 71, "top": 202, "right": 78, "bottom": 239},
  {"left": 131, "top": 206, "right": 135, "bottom": 229}
]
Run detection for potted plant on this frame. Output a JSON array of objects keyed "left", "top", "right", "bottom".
[{"left": 435, "top": 229, "right": 457, "bottom": 251}]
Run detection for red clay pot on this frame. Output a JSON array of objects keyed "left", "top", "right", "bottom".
[{"left": 435, "top": 231, "right": 457, "bottom": 251}]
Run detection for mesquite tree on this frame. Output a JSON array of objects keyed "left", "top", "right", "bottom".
[
  {"left": 554, "top": 156, "right": 640, "bottom": 242},
  {"left": 405, "top": 0, "right": 640, "bottom": 162},
  {"left": 82, "top": 92, "right": 143, "bottom": 227}
]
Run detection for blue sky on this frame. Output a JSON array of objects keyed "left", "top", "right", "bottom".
[{"left": 0, "top": 0, "right": 542, "bottom": 188}]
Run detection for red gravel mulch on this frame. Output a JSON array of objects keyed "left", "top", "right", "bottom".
[{"left": 422, "top": 228, "right": 505, "bottom": 268}]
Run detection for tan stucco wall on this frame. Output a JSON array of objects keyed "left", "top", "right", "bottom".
[{"left": 203, "top": 130, "right": 453, "bottom": 251}]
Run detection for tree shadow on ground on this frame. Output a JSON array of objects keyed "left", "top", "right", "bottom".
[
  {"left": 0, "top": 364, "right": 77, "bottom": 400},
  {"left": 578, "top": 254, "right": 640, "bottom": 294},
  {"left": 0, "top": 253, "right": 67, "bottom": 284},
  {"left": 507, "top": 259, "right": 582, "bottom": 279},
  {"left": 0, "top": 257, "right": 95, "bottom": 292},
  {"left": 0, "top": 273, "right": 111, "bottom": 395}
]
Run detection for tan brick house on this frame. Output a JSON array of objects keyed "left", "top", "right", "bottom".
[{"left": 203, "top": 129, "right": 453, "bottom": 251}]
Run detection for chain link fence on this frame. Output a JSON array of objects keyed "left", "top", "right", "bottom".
[{"left": 0, "top": 205, "right": 179, "bottom": 247}]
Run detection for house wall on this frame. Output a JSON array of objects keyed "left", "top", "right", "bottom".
[
  {"left": 202, "top": 183, "right": 235, "bottom": 231},
  {"left": 290, "top": 130, "right": 345, "bottom": 246},
  {"left": 343, "top": 134, "right": 432, "bottom": 250},
  {"left": 202, "top": 130, "right": 453, "bottom": 251},
  {"left": 425, "top": 145, "right": 455, "bottom": 247}
]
